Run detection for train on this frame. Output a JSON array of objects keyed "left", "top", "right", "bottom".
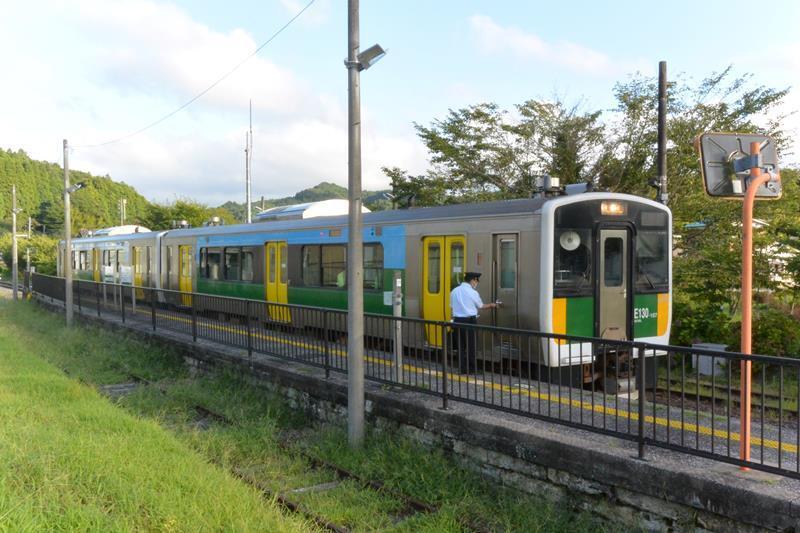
[{"left": 58, "top": 189, "right": 672, "bottom": 386}]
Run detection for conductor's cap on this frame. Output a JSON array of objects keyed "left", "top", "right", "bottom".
[{"left": 464, "top": 272, "right": 482, "bottom": 282}]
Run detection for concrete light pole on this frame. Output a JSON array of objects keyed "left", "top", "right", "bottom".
[
  {"left": 11, "top": 185, "right": 19, "bottom": 301},
  {"left": 64, "top": 139, "right": 73, "bottom": 327},
  {"left": 345, "top": 0, "right": 385, "bottom": 447}
]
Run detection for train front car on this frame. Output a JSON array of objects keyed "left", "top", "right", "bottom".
[{"left": 539, "top": 193, "right": 671, "bottom": 388}]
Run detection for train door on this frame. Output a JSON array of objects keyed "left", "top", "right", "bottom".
[
  {"left": 178, "top": 245, "right": 193, "bottom": 306},
  {"left": 132, "top": 247, "right": 145, "bottom": 299},
  {"left": 265, "top": 241, "right": 290, "bottom": 322},
  {"left": 422, "top": 235, "right": 466, "bottom": 346},
  {"left": 92, "top": 249, "right": 101, "bottom": 282},
  {"left": 598, "top": 228, "right": 631, "bottom": 339},
  {"left": 492, "top": 234, "right": 518, "bottom": 329}
]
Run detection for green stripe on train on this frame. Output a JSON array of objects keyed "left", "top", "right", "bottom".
[
  {"left": 566, "top": 296, "right": 594, "bottom": 337},
  {"left": 633, "top": 293, "right": 659, "bottom": 338}
]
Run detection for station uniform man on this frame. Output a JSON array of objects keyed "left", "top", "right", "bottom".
[{"left": 450, "top": 272, "right": 499, "bottom": 374}]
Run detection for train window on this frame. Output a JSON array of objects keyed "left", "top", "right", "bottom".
[
  {"left": 206, "top": 248, "right": 221, "bottom": 281},
  {"left": 322, "top": 245, "right": 346, "bottom": 288},
  {"left": 450, "top": 242, "right": 464, "bottom": 288},
  {"left": 225, "top": 248, "right": 241, "bottom": 281},
  {"left": 200, "top": 248, "right": 207, "bottom": 277},
  {"left": 79, "top": 251, "right": 88, "bottom": 270},
  {"left": 636, "top": 231, "right": 669, "bottom": 292},
  {"left": 427, "top": 243, "right": 441, "bottom": 294},
  {"left": 302, "top": 246, "right": 321, "bottom": 287},
  {"left": 499, "top": 240, "right": 516, "bottom": 289},
  {"left": 604, "top": 238, "right": 624, "bottom": 287},
  {"left": 242, "top": 248, "right": 254, "bottom": 282},
  {"left": 280, "top": 246, "right": 288, "bottom": 284},
  {"left": 268, "top": 246, "right": 276, "bottom": 283},
  {"left": 554, "top": 228, "right": 592, "bottom": 295},
  {"left": 364, "top": 244, "right": 383, "bottom": 290}
]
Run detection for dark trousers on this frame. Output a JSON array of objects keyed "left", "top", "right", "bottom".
[{"left": 453, "top": 316, "right": 477, "bottom": 373}]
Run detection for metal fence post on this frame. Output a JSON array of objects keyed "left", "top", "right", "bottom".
[
  {"left": 323, "top": 311, "right": 330, "bottom": 379},
  {"left": 637, "top": 345, "right": 646, "bottom": 459},
  {"left": 120, "top": 284, "right": 125, "bottom": 323},
  {"left": 151, "top": 289, "right": 156, "bottom": 331},
  {"left": 441, "top": 323, "right": 449, "bottom": 410},
  {"left": 245, "top": 299, "right": 253, "bottom": 363},
  {"left": 191, "top": 296, "right": 197, "bottom": 342}
]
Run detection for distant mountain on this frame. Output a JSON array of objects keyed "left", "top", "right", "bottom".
[{"left": 223, "top": 181, "right": 392, "bottom": 222}]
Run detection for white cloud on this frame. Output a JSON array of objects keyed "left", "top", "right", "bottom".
[
  {"left": 0, "top": 0, "right": 427, "bottom": 207},
  {"left": 469, "top": 15, "right": 614, "bottom": 75}
]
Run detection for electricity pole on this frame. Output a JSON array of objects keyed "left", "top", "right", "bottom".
[
  {"left": 64, "top": 139, "right": 73, "bottom": 327},
  {"left": 346, "top": 0, "right": 365, "bottom": 447},
  {"left": 245, "top": 100, "right": 253, "bottom": 224}
]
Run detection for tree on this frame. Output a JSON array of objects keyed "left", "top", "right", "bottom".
[{"left": 403, "top": 99, "right": 605, "bottom": 205}]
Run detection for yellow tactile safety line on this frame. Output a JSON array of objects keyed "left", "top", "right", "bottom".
[{"left": 128, "top": 306, "right": 796, "bottom": 455}]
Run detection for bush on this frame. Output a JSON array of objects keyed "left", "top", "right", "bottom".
[
  {"left": 728, "top": 305, "right": 800, "bottom": 357},
  {"left": 671, "top": 298, "right": 733, "bottom": 347}
]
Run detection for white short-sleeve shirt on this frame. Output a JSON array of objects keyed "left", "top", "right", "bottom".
[{"left": 450, "top": 282, "right": 484, "bottom": 318}]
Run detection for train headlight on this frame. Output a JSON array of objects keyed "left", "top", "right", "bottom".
[
  {"left": 601, "top": 201, "right": 626, "bottom": 216},
  {"left": 559, "top": 231, "right": 580, "bottom": 251}
]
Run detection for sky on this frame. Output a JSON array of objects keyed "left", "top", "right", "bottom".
[{"left": 0, "top": 0, "right": 798, "bottom": 206}]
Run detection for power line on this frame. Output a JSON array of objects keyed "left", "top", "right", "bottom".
[{"left": 75, "top": 0, "right": 316, "bottom": 149}]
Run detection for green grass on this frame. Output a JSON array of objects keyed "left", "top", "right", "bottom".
[
  {"left": 1, "top": 300, "right": 615, "bottom": 531},
  {"left": 0, "top": 301, "right": 312, "bottom": 532}
]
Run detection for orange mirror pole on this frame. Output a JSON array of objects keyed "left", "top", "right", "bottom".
[{"left": 739, "top": 141, "right": 773, "bottom": 465}]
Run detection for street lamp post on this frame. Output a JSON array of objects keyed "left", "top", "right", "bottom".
[
  {"left": 345, "top": 0, "right": 385, "bottom": 447},
  {"left": 64, "top": 139, "right": 73, "bottom": 326}
]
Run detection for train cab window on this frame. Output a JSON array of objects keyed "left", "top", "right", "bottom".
[
  {"left": 554, "top": 228, "right": 592, "bottom": 295},
  {"left": 79, "top": 251, "right": 88, "bottom": 270},
  {"left": 302, "top": 246, "right": 321, "bottom": 287},
  {"left": 499, "top": 240, "right": 516, "bottom": 289},
  {"left": 364, "top": 244, "right": 383, "bottom": 290},
  {"left": 450, "top": 242, "right": 464, "bottom": 288},
  {"left": 322, "top": 245, "right": 346, "bottom": 288},
  {"left": 427, "top": 243, "right": 441, "bottom": 294},
  {"left": 206, "top": 248, "right": 221, "bottom": 280},
  {"left": 635, "top": 231, "right": 669, "bottom": 292},
  {"left": 225, "top": 248, "right": 241, "bottom": 281},
  {"left": 242, "top": 248, "right": 255, "bottom": 282}
]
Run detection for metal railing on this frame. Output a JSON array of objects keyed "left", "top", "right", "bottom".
[{"left": 31, "top": 273, "right": 800, "bottom": 480}]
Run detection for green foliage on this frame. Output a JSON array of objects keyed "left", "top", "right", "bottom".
[
  {"left": 140, "top": 199, "right": 236, "bottom": 229},
  {"left": 727, "top": 306, "right": 800, "bottom": 357},
  {"left": 396, "top": 100, "right": 603, "bottom": 205},
  {"left": 671, "top": 298, "right": 734, "bottom": 347},
  {"left": 0, "top": 232, "right": 60, "bottom": 275}
]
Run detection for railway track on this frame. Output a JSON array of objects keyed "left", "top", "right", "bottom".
[{"left": 655, "top": 378, "right": 798, "bottom": 420}]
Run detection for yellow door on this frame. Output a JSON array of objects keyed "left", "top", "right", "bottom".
[
  {"left": 422, "top": 235, "right": 466, "bottom": 346},
  {"left": 265, "top": 241, "right": 290, "bottom": 322},
  {"left": 132, "top": 247, "right": 144, "bottom": 299},
  {"left": 178, "top": 245, "right": 193, "bottom": 306},
  {"left": 92, "top": 249, "right": 101, "bottom": 282}
]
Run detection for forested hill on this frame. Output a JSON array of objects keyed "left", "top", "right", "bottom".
[{"left": 0, "top": 148, "right": 150, "bottom": 233}]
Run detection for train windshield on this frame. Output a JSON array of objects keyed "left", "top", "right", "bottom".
[
  {"left": 554, "top": 228, "right": 593, "bottom": 295},
  {"left": 635, "top": 212, "right": 669, "bottom": 293}
]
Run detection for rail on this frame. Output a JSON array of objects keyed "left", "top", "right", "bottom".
[{"left": 30, "top": 273, "right": 800, "bottom": 480}]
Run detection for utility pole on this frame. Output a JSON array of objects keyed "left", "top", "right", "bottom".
[
  {"left": 245, "top": 100, "right": 253, "bottom": 224},
  {"left": 11, "top": 185, "right": 19, "bottom": 300},
  {"left": 346, "top": 0, "right": 365, "bottom": 447},
  {"left": 64, "top": 139, "right": 73, "bottom": 327}
]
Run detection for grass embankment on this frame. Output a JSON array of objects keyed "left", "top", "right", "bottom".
[
  {"left": 1, "top": 301, "right": 607, "bottom": 531},
  {"left": 0, "top": 301, "right": 310, "bottom": 531}
]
